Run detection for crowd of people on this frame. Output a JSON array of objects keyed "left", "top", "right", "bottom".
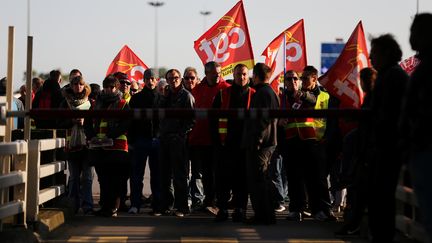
[{"left": 20, "top": 13, "right": 432, "bottom": 243}]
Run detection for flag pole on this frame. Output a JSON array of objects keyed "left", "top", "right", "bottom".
[{"left": 283, "top": 32, "right": 287, "bottom": 76}]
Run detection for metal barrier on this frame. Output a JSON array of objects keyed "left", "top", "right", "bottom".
[
  {"left": 0, "top": 141, "right": 28, "bottom": 230},
  {"left": 26, "top": 138, "right": 66, "bottom": 222},
  {"left": 395, "top": 165, "right": 429, "bottom": 242}
]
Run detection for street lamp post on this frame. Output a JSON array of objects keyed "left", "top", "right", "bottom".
[
  {"left": 200, "top": 11, "right": 211, "bottom": 32},
  {"left": 148, "top": 1, "right": 164, "bottom": 71}
]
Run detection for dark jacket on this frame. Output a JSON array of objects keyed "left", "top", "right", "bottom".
[
  {"left": 242, "top": 83, "right": 280, "bottom": 150},
  {"left": 372, "top": 64, "right": 408, "bottom": 148},
  {"left": 212, "top": 83, "right": 255, "bottom": 146},
  {"left": 400, "top": 54, "right": 432, "bottom": 152},
  {"left": 128, "top": 86, "right": 159, "bottom": 143},
  {"left": 32, "top": 79, "right": 64, "bottom": 128},
  {"left": 157, "top": 87, "right": 195, "bottom": 138}
]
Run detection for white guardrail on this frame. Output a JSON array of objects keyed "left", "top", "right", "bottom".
[
  {"left": 0, "top": 137, "right": 66, "bottom": 231},
  {"left": 395, "top": 165, "right": 429, "bottom": 243},
  {"left": 0, "top": 140, "right": 28, "bottom": 229},
  {"left": 26, "top": 138, "right": 66, "bottom": 222}
]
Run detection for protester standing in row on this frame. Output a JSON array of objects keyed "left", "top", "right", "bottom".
[
  {"left": 157, "top": 69, "right": 195, "bottom": 217},
  {"left": 87, "top": 75, "right": 130, "bottom": 217},
  {"left": 242, "top": 63, "right": 279, "bottom": 225},
  {"left": 128, "top": 68, "right": 161, "bottom": 215},
  {"left": 58, "top": 76, "right": 93, "bottom": 214},
  {"left": 213, "top": 63, "right": 255, "bottom": 222},
  {"left": 188, "top": 61, "right": 230, "bottom": 212}
]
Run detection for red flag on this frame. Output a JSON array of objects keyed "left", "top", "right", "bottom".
[
  {"left": 319, "top": 21, "right": 370, "bottom": 108},
  {"left": 194, "top": 1, "right": 254, "bottom": 77},
  {"left": 106, "top": 45, "right": 149, "bottom": 85},
  {"left": 400, "top": 55, "right": 420, "bottom": 76},
  {"left": 262, "top": 19, "right": 307, "bottom": 94}
]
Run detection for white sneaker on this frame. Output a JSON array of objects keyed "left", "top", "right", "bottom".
[
  {"left": 128, "top": 207, "right": 139, "bottom": 214},
  {"left": 275, "top": 205, "right": 286, "bottom": 212},
  {"left": 175, "top": 211, "right": 184, "bottom": 217}
]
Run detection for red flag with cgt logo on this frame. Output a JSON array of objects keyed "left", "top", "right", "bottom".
[
  {"left": 262, "top": 19, "right": 307, "bottom": 94},
  {"left": 194, "top": 0, "right": 254, "bottom": 77},
  {"left": 319, "top": 21, "right": 370, "bottom": 109},
  {"left": 106, "top": 45, "right": 149, "bottom": 85}
]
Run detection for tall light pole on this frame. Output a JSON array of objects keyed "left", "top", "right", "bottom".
[
  {"left": 200, "top": 11, "right": 211, "bottom": 32},
  {"left": 148, "top": 1, "right": 164, "bottom": 71}
]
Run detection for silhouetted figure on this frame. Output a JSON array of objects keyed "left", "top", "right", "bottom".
[
  {"left": 400, "top": 12, "right": 432, "bottom": 242},
  {"left": 368, "top": 34, "right": 409, "bottom": 243}
]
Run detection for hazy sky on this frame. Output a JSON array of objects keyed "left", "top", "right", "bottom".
[{"left": 1, "top": 0, "right": 431, "bottom": 91}]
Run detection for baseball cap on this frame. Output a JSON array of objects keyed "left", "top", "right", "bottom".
[{"left": 114, "top": 72, "right": 131, "bottom": 84}]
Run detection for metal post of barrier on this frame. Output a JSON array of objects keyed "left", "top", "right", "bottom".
[
  {"left": 5, "top": 26, "right": 15, "bottom": 143},
  {"left": 26, "top": 139, "right": 41, "bottom": 222},
  {"left": 24, "top": 36, "right": 33, "bottom": 141}
]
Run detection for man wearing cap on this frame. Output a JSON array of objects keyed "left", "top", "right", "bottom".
[
  {"left": 114, "top": 72, "right": 132, "bottom": 103},
  {"left": 127, "top": 68, "right": 161, "bottom": 215}
]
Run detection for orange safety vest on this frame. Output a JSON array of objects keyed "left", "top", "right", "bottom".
[
  {"left": 280, "top": 93, "right": 316, "bottom": 141},
  {"left": 95, "top": 99, "right": 128, "bottom": 151},
  {"left": 218, "top": 86, "right": 255, "bottom": 145}
]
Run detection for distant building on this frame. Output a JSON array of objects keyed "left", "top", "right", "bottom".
[{"left": 320, "top": 40, "right": 345, "bottom": 74}]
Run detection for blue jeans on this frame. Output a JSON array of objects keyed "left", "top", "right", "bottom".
[
  {"left": 129, "top": 138, "right": 160, "bottom": 210},
  {"left": 188, "top": 146, "right": 205, "bottom": 207},
  {"left": 67, "top": 150, "right": 93, "bottom": 211},
  {"left": 410, "top": 150, "right": 432, "bottom": 242},
  {"left": 269, "top": 151, "right": 287, "bottom": 207}
]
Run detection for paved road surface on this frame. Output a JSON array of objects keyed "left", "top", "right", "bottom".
[{"left": 43, "top": 206, "right": 370, "bottom": 243}]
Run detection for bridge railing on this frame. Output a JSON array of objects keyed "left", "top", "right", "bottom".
[
  {"left": 0, "top": 140, "right": 28, "bottom": 230},
  {"left": 26, "top": 138, "right": 66, "bottom": 222},
  {"left": 395, "top": 165, "right": 429, "bottom": 242}
]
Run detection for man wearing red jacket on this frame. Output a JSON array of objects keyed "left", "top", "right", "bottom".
[{"left": 188, "top": 61, "right": 230, "bottom": 211}]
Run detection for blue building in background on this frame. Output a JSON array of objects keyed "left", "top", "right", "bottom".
[{"left": 320, "top": 41, "right": 345, "bottom": 74}]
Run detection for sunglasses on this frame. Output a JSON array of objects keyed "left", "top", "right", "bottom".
[
  {"left": 120, "top": 80, "right": 131, "bottom": 85},
  {"left": 184, "top": 76, "right": 196, "bottom": 81},
  {"left": 285, "top": 77, "right": 299, "bottom": 81}
]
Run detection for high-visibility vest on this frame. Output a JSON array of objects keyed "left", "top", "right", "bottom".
[
  {"left": 314, "top": 90, "right": 330, "bottom": 141},
  {"left": 123, "top": 92, "right": 131, "bottom": 103},
  {"left": 96, "top": 99, "right": 128, "bottom": 151},
  {"left": 281, "top": 92, "right": 317, "bottom": 141},
  {"left": 218, "top": 86, "right": 255, "bottom": 145}
]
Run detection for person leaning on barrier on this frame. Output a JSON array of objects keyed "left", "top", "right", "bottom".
[
  {"left": 85, "top": 75, "right": 131, "bottom": 217},
  {"left": 156, "top": 68, "right": 195, "bottom": 217},
  {"left": 57, "top": 76, "right": 94, "bottom": 214}
]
